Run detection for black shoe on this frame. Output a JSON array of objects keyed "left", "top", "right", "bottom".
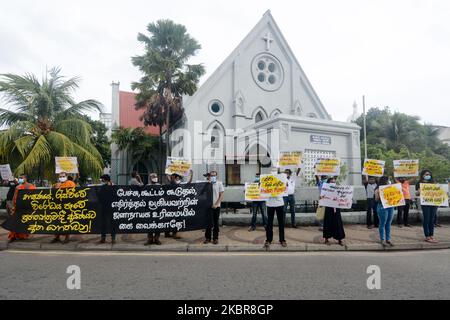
[
  {"left": 111, "top": 239, "right": 116, "bottom": 245},
  {"left": 292, "top": 224, "right": 297, "bottom": 229},
  {"left": 264, "top": 241, "right": 271, "bottom": 248},
  {"left": 280, "top": 241, "right": 287, "bottom": 247},
  {"left": 164, "top": 232, "right": 172, "bottom": 238},
  {"left": 99, "top": 238, "right": 106, "bottom": 244},
  {"left": 386, "top": 241, "right": 394, "bottom": 247},
  {"left": 62, "top": 237, "right": 70, "bottom": 244},
  {"left": 154, "top": 240, "right": 162, "bottom": 245},
  {"left": 50, "top": 238, "right": 60, "bottom": 244},
  {"left": 367, "top": 225, "right": 373, "bottom": 229},
  {"left": 212, "top": 239, "right": 218, "bottom": 245},
  {"left": 144, "top": 239, "right": 153, "bottom": 246},
  {"left": 398, "top": 224, "right": 403, "bottom": 228},
  {"left": 203, "top": 239, "right": 211, "bottom": 244}
]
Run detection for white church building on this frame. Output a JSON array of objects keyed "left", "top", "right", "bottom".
[{"left": 168, "top": 10, "right": 362, "bottom": 186}]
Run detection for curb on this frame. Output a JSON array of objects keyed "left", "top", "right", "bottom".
[{"left": 2, "top": 241, "right": 450, "bottom": 253}]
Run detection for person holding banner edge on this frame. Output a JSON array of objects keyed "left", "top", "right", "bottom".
[
  {"left": 8, "top": 174, "right": 36, "bottom": 243},
  {"left": 99, "top": 174, "right": 117, "bottom": 244},
  {"left": 51, "top": 172, "right": 76, "bottom": 244},
  {"left": 415, "top": 169, "right": 438, "bottom": 243}
]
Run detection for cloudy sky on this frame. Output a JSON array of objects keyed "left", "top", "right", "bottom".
[{"left": 1, "top": 0, "right": 449, "bottom": 125}]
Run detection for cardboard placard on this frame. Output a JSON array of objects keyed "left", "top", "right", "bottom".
[
  {"left": 55, "top": 157, "right": 79, "bottom": 174},
  {"left": 319, "top": 183, "right": 353, "bottom": 209},
  {"left": 314, "top": 158, "right": 341, "bottom": 176},
  {"left": 393, "top": 160, "right": 419, "bottom": 177},
  {"left": 420, "top": 184, "right": 449, "bottom": 207},
  {"left": 362, "top": 159, "right": 385, "bottom": 177},
  {"left": 165, "top": 157, "right": 192, "bottom": 176},
  {"left": 379, "top": 183, "right": 405, "bottom": 208},
  {"left": 259, "top": 173, "right": 287, "bottom": 198}
]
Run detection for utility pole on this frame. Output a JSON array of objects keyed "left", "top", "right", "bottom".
[{"left": 363, "top": 95, "right": 368, "bottom": 160}]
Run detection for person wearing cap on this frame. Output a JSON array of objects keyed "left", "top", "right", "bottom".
[
  {"left": 283, "top": 168, "right": 301, "bottom": 228},
  {"left": 203, "top": 170, "right": 224, "bottom": 244},
  {"left": 51, "top": 172, "right": 76, "bottom": 244},
  {"left": 99, "top": 174, "right": 116, "bottom": 244},
  {"left": 145, "top": 173, "right": 162, "bottom": 245},
  {"left": 165, "top": 170, "right": 193, "bottom": 239}
]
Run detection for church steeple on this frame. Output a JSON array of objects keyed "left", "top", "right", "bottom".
[{"left": 347, "top": 101, "right": 361, "bottom": 122}]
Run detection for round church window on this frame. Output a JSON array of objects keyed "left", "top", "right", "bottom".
[
  {"left": 251, "top": 53, "right": 284, "bottom": 92},
  {"left": 208, "top": 100, "right": 224, "bottom": 116}
]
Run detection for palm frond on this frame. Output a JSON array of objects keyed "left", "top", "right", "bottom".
[{"left": 14, "top": 135, "right": 51, "bottom": 175}]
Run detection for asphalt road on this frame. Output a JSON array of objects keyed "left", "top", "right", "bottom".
[{"left": 1, "top": 249, "right": 449, "bottom": 300}]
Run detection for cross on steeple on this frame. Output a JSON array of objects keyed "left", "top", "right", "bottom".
[{"left": 263, "top": 32, "right": 273, "bottom": 51}]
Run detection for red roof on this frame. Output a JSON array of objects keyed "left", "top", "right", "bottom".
[{"left": 119, "top": 91, "right": 160, "bottom": 135}]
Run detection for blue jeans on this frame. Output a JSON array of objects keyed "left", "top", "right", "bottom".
[
  {"left": 377, "top": 204, "right": 394, "bottom": 241},
  {"left": 250, "top": 201, "right": 267, "bottom": 229},
  {"left": 422, "top": 205, "right": 437, "bottom": 237},
  {"left": 283, "top": 194, "right": 296, "bottom": 226}
]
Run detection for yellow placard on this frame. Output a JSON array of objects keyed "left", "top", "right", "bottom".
[
  {"left": 278, "top": 151, "right": 302, "bottom": 167},
  {"left": 165, "top": 157, "right": 192, "bottom": 176},
  {"left": 245, "top": 183, "right": 262, "bottom": 201},
  {"left": 55, "top": 157, "right": 78, "bottom": 174},
  {"left": 380, "top": 184, "right": 405, "bottom": 208},
  {"left": 420, "top": 184, "right": 449, "bottom": 207},
  {"left": 260, "top": 174, "right": 287, "bottom": 197},
  {"left": 315, "top": 159, "right": 340, "bottom": 176},
  {"left": 393, "top": 160, "right": 419, "bottom": 177},
  {"left": 362, "top": 159, "right": 385, "bottom": 177}
]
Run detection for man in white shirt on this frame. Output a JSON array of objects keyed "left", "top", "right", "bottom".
[
  {"left": 265, "top": 168, "right": 287, "bottom": 248},
  {"left": 283, "top": 168, "right": 301, "bottom": 228},
  {"left": 203, "top": 171, "right": 224, "bottom": 244}
]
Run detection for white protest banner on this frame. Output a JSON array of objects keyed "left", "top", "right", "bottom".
[
  {"left": 0, "top": 164, "right": 14, "bottom": 181},
  {"left": 259, "top": 173, "right": 288, "bottom": 198},
  {"left": 245, "top": 183, "right": 263, "bottom": 201},
  {"left": 165, "top": 157, "right": 192, "bottom": 176},
  {"left": 420, "top": 184, "right": 449, "bottom": 207},
  {"left": 393, "top": 160, "right": 419, "bottom": 177},
  {"left": 314, "top": 158, "right": 341, "bottom": 176},
  {"left": 319, "top": 183, "right": 354, "bottom": 209},
  {"left": 55, "top": 157, "right": 79, "bottom": 174},
  {"left": 379, "top": 183, "right": 405, "bottom": 209}
]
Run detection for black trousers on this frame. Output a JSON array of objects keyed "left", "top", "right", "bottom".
[
  {"left": 366, "top": 198, "right": 379, "bottom": 227},
  {"left": 397, "top": 199, "right": 410, "bottom": 225},
  {"left": 266, "top": 206, "right": 285, "bottom": 243},
  {"left": 205, "top": 207, "right": 221, "bottom": 240}
]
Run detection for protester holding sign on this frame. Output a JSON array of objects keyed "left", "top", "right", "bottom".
[
  {"left": 145, "top": 173, "right": 161, "bottom": 245},
  {"left": 203, "top": 171, "right": 224, "bottom": 245},
  {"left": 416, "top": 170, "right": 439, "bottom": 243},
  {"left": 8, "top": 174, "right": 36, "bottom": 243},
  {"left": 395, "top": 177, "right": 415, "bottom": 227},
  {"left": 283, "top": 168, "right": 301, "bottom": 228},
  {"left": 264, "top": 169, "right": 287, "bottom": 248},
  {"left": 247, "top": 174, "right": 267, "bottom": 232},
  {"left": 374, "top": 176, "right": 395, "bottom": 247},
  {"left": 321, "top": 178, "right": 346, "bottom": 246},
  {"left": 51, "top": 172, "right": 77, "bottom": 244}
]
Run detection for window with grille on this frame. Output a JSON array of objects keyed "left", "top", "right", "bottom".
[{"left": 302, "top": 149, "right": 336, "bottom": 185}]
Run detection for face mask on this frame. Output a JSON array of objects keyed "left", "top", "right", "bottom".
[
  {"left": 211, "top": 176, "right": 217, "bottom": 183},
  {"left": 151, "top": 178, "right": 158, "bottom": 183},
  {"left": 175, "top": 179, "right": 181, "bottom": 184},
  {"left": 388, "top": 180, "right": 392, "bottom": 184},
  {"left": 18, "top": 178, "right": 24, "bottom": 184},
  {"left": 424, "top": 175, "right": 431, "bottom": 181},
  {"left": 59, "top": 177, "right": 67, "bottom": 183},
  {"left": 255, "top": 177, "right": 260, "bottom": 182}
]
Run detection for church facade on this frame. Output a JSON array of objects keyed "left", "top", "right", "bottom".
[{"left": 169, "top": 10, "right": 362, "bottom": 186}]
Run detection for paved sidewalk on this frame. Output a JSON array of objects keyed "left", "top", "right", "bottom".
[{"left": 1, "top": 219, "right": 450, "bottom": 252}]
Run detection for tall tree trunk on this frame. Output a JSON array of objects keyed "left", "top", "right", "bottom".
[
  {"left": 165, "top": 100, "right": 171, "bottom": 160},
  {"left": 159, "top": 124, "right": 163, "bottom": 183}
]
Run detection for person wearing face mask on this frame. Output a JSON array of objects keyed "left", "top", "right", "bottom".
[
  {"left": 416, "top": 169, "right": 438, "bottom": 243},
  {"left": 8, "top": 174, "right": 36, "bottom": 243},
  {"left": 395, "top": 176, "right": 415, "bottom": 227},
  {"left": 203, "top": 171, "right": 225, "bottom": 244},
  {"left": 374, "top": 176, "right": 395, "bottom": 247},
  {"left": 164, "top": 170, "right": 193, "bottom": 239},
  {"left": 51, "top": 172, "right": 77, "bottom": 244},
  {"left": 145, "top": 173, "right": 161, "bottom": 245},
  {"left": 322, "top": 177, "right": 345, "bottom": 246},
  {"left": 363, "top": 175, "right": 379, "bottom": 229},
  {"left": 283, "top": 168, "right": 301, "bottom": 228},
  {"left": 264, "top": 167, "right": 287, "bottom": 248},
  {"left": 248, "top": 173, "right": 267, "bottom": 232}
]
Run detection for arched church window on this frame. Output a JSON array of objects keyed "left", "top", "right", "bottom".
[
  {"left": 255, "top": 111, "right": 265, "bottom": 123},
  {"left": 211, "top": 125, "right": 221, "bottom": 149}
]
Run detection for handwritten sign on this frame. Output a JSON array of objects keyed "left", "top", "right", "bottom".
[
  {"left": 245, "top": 183, "right": 263, "bottom": 201},
  {"left": 0, "top": 164, "right": 14, "bottom": 181},
  {"left": 165, "top": 157, "right": 192, "bottom": 176},
  {"left": 260, "top": 173, "right": 287, "bottom": 198},
  {"left": 1, "top": 183, "right": 213, "bottom": 234},
  {"left": 319, "top": 183, "right": 353, "bottom": 209},
  {"left": 314, "top": 159, "right": 340, "bottom": 176},
  {"left": 393, "top": 160, "right": 419, "bottom": 177},
  {"left": 277, "top": 151, "right": 302, "bottom": 168},
  {"left": 55, "top": 157, "right": 79, "bottom": 174},
  {"left": 362, "top": 159, "right": 385, "bottom": 177},
  {"left": 379, "top": 183, "right": 405, "bottom": 208},
  {"left": 420, "top": 184, "right": 449, "bottom": 207}
]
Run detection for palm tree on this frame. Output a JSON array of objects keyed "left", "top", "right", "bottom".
[
  {"left": 0, "top": 67, "right": 104, "bottom": 182},
  {"left": 131, "top": 19, "right": 205, "bottom": 175},
  {"left": 111, "top": 127, "right": 159, "bottom": 161}
]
